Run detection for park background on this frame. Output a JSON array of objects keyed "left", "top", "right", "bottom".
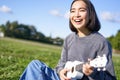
[{"left": 0, "top": 0, "right": 120, "bottom": 80}]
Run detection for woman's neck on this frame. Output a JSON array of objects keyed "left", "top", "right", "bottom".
[{"left": 77, "top": 29, "right": 91, "bottom": 37}]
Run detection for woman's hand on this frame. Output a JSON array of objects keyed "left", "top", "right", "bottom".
[
  {"left": 59, "top": 68, "right": 71, "bottom": 80},
  {"left": 82, "top": 63, "right": 94, "bottom": 76}
]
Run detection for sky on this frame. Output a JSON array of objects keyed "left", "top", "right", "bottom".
[{"left": 0, "top": 0, "right": 120, "bottom": 38}]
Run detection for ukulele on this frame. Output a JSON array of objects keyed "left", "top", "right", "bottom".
[{"left": 64, "top": 54, "right": 107, "bottom": 80}]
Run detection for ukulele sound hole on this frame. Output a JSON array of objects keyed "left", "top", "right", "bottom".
[{"left": 71, "top": 67, "right": 74, "bottom": 73}]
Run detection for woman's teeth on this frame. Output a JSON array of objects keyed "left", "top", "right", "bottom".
[{"left": 75, "top": 19, "right": 82, "bottom": 22}]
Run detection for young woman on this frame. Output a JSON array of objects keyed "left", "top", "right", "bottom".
[{"left": 19, "top": 0, "right": 116, "bottom": 80}]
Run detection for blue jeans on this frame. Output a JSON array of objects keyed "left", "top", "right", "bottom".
[{"left": 19, "top": 60, "right": 60, "bottom": 80}]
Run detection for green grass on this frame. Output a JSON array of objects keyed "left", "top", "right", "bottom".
[
  {"left": 0, "top": 37, "right": 61, "bottom": 80},
  {"left": 0, "top": 37, "right": 120, "bottom": 80},
  {"left": 113, "top": 56, "right": 120, "bottom": 80}
]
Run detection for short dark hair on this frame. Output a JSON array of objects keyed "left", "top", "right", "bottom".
[{"left": 69, "top": 0, "right": 101, "bottom": 33}]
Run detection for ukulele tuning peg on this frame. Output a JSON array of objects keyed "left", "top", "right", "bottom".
[
  {"left": 97, "top": 68, "right": 101, "bottom": 71},
  {"left": 102, "top": 67, "right": 106, "bottom": 71},
  {"left": 97, "top": 56, "right": 99, "bottom": 58},
  {"left": 103, "top": 54, "right": 106, "bottom": 56}
]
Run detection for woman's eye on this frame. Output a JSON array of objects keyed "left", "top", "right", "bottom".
[
  {"left": 70, "top": 10, "right": 75, "bottom": 13},
  {"left": 80, "top": 9, "right": 86, "bottom": 12}
]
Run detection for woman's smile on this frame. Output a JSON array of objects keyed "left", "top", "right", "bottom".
[{"left": 74, "top": 18, "right": 83, "bottom": 25}]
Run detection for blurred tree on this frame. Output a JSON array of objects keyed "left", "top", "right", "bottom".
[
  {"left": 0, "top": 24, "right": 5, "bottom": 32},
  {"left": 0, "top": 20, "right": 64, "bottom": 46},
  {"left": 5, "top": 21, "right": 11, "bottom": 36},
  {"left": 14, "top": 24, "right": 31, "bottom": 39},
  {"left": 115, "top": 30, "right": 120, "bottom": 50},
  {"left": 107, "top": 30, "right": 120, "bottom": 50}
]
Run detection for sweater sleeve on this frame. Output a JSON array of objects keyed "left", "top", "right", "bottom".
[
  {"left": 54, "top": 33, "right": 74, "bottom": 74},
  {"left": 88, "top": 41, "right": 116, "bottom": 80},
  {"left": 54, "top": 36, "right": 68, "bottom": 73}
]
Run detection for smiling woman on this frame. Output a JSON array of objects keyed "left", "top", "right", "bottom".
[
  {"left": 70, "top": 0, "right": 89, "bottom": 32},
  {"left": 69, "top": 0, "right": 101, "bottom": 37},
  {"left": 19, "top": 0, "right": 116, "bottom": 80}
]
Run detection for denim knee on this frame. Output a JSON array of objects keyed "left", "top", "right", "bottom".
[{"left": 28, "top": 60, "right": 46, "bottom": 70}]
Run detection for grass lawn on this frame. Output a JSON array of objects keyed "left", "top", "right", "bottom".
[{"left": 0, "top": 37, "right": 120, "bottom": 80}]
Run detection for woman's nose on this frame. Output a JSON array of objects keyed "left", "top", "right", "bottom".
[{"left": 74, "top": 11, "right": 80, "bottom": 17}]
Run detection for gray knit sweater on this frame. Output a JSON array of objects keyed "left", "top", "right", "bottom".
[{"left": 55, "top": 32, "right": 116, "bottom": 80}]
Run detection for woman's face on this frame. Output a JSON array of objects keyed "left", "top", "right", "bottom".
[{"left": 70, "top": 0, "right": 89, "bottom": 31}]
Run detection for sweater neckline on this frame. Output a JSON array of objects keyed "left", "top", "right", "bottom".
[{"left": 74, "top": 32, "right": 97, "bottom": 40}]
